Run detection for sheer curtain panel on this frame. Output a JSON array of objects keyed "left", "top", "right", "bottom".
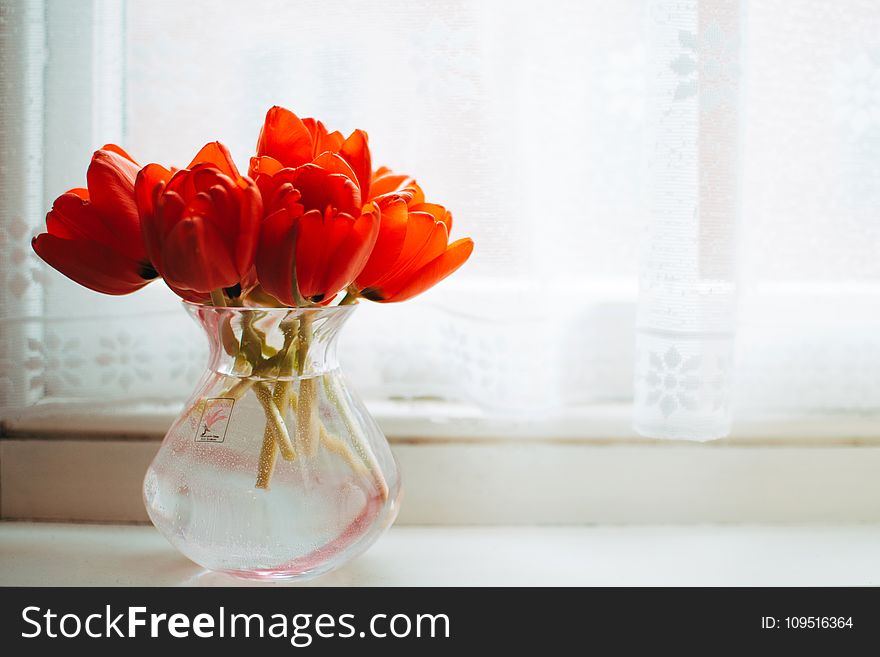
[{"left": 0, "top": 0, "right": 877, "bottom": 440}]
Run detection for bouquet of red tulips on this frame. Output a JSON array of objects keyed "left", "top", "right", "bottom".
[
  {"left": 34, "top": 105, "right": 472, "bottom": 304},
  {"left": 33, "top": 105, "right": 473, "bottom": 489}
]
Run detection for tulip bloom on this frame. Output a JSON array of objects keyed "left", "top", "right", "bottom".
[
  {"left": 255, "top": 105, "right": 371, "bottom": 199},
  {"left": 250, "top": 107, "right": 380, "bottom": 305},
  {"left": 251, "top": 105, "right": 471, "bottom": 305},
  {"left": 32, "top": 146, "right": 158, "bottom": 295},
  {"left": 136, "top": 142, "right": 261, "bottom": 298},
  {"left": 352, "top": 168, "right": 473, "bottom": 303},
  {"left": 253, "top": 161, "right": 379, "bottom": 305}
]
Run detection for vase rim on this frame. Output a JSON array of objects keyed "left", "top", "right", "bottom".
[{"left": 181, "top": 300, "right": 358, "bottom": 316}]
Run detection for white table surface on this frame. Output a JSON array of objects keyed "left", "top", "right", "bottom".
[{"left": 1, "top": 522, "right": 878, "bottom": 586}]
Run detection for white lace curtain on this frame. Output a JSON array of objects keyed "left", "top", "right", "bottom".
[{"left": 1, "top": 0, "right": 878, "bottom": 439}]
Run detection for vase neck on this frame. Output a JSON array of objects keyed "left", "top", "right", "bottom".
[{"left": 185, "top": 304, "right": 355, "bottom": 380}]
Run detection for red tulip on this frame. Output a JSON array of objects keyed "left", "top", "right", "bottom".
[
  {"left": 251, "top": 105, "right": 471, "bottom": 305},
  {"left": 250, "top": 107, "right": 380, "bottom": 305},
  {"left": 136, "top": 142, "right": 261, "bottom": 297},
  {"left": 253, "top": 162, "right": 379, "bottom": 305},
  {"left": 255, "top": 106, "right": 372, "bottom": 199},
  {"left": 353, "top": 168, "right": 473, "bottom": 303},
  {"left": 32, "top": 145, "right": 158, "bottom": 295}
]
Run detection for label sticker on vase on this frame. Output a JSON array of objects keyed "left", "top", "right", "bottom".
[{"left": 194, "top": 397, "right": 234, "bottom": 443}]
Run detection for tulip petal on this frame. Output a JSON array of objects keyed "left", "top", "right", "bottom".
[
  {"left": 313, "top": 212, "right": 356, "bottom": 298},
  {"left": 188, "top": 141, "right": 240, "bottom": 179},
  {"left": 85, "top": 149, "right": 144, "bottom": 260},
  {"left": 250, "top": 158, "right": 299, "bottom": 216},
  {"left": 139, "top": 188, "right": 184, "bottom": 280},
  {"left": 293, "top": 164, "right": 361, "bottom": 216},
  {"left": 45, "top": 192, "right": 110, "bottom": 244},
  {"left": 238, "top": 265, "right": 259, "bottom": 297},
  {"left": 320, "top": 206, "right": 380, "bottom": 296},
  {"left": 256, "top": 106, "right": 313, "bottom": 168},
  {"left": 370, "top": 169, "right": 413, "bottom": 199},
  {"left": 410, "top": 202, "right": 452, "bottom": 232},
  {"left": 297, "top": 206, "right": 377, "bottom": 300},
  {"left": 261, "top": 178, "right": 303, "bottom": 216},
  {"left": 256, "top": 209, "right": 298, "bottom": 306},
  {"left": 408, "top": 181, "right": 426, "bottom": 206},
  {"left": 354, "top": 197, "right": 408, "bottom": 288},
  {"left": 248, "top": 155, "right": 285, "bottom": 179},
  {"left": 178, "top": 171, "right": 257, "bottom": 283},
  {"left": 165, "top": 166, "right": 198, "bottom": 200},
  {"left": 367, "top": 211, "right": 440, "bottom": 290},
  {"left": 378, "top": 238, "right": 474, "bottom": 303},
  {"left": 305, "top": 207, "right": 378, "bottom": 300},
  {"left": 200, "top": 185, "right": 232, "bottom": 226},
  {"left": 160, "top": 216, "right": 239, "bottom": 293},
  {"left": 303, "top": 117, "right": 345, "bottom": 157},
  {"left": 372, "top": 217, "right": 449, "bottom": 293},
  {"left": 190, "top": 164, "right": 232, "bottom": 195},
  {"left": 135, "top": 163, "right": 173, "bottom": 223},
  {"left": 100, "top": 143, "right": 137, "bottom": 163},
  {"left": 234, "top": 177, "right": 262, "bottom": 280},
  {"left": 312, "top": 152, "right": 359, "bottom": 184},
  {"left": 294, "top": 209, "right": 330, "bottom": 300},
  {"left": 339, "top": 129, "right": 371, "bottom": 200},
  {"left": 409, "top": 215, "right": 450, "bottom": 268},
  {"left": 167, "top": 285, "right": 211, "bottom": 304},
  {"left": 154, "top": 190, "right": 185, "bottom": 243},
  {"left": 32, "top": 233, "right": 154, "bottom": 295}
]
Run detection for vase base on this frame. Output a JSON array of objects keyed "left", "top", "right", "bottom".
[{"left": 219, "top": 567, "right": 329, "bottom": 582}]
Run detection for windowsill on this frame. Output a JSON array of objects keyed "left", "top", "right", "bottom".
[
  {"left": 1, "top": 521, "right": 879, "bottom": 586},
  {"left": 4, "top": 399, "right": 880, "bottom": 445},
  {"left": 4, "top": 401, "right": 880, "bottom": 526}
]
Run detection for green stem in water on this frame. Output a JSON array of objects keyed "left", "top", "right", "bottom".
[
  {"left": 254, "top": 382, "right": 296, "bottom": 475},
  {"left": 319, "top": 425, "right": 370, "bottom": 478},
  {"left": 249, "top": 317, "right": 300, "bottom": 488},
  {"left": 294, "top": 313, "right": 319, "bottom": 457},
  {"left": 323, "top": 372, "right": 390, "bottom": 501},
  {"left": 287, "top": 389, "right": 369, "bottom": 480},
  {"left": 296, "top": 378, "right": 319, "bottom": 457},
  {"left": 269, "top": 318, "right": 298, "bottom": 462},
  {"left": 254, "top": 424, "right": 277, "bottom": 489}
]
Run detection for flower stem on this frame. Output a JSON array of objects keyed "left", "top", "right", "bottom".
[
  {"left": 269, "top": 319, "right": 298, "bottom": 462},
  {"left": 254, "top": 382, "right": 296, "bottom": 489},
  {"left": 294, "top": 313, "right": 319, "bottom": 457},
  {"left": 223, "top": 379, "right": 254, "bottom": 401},
  {"left": 254, "top": 424, "right": 277, "bottom": 489},
  {"left": 209, "top": 289, "right": 226, "bottom": 307},
  {"left": 287, "top": 390, "right": 367, "bottom": 479},
  {"left": 233, "top": 310, "right": 264, "bottom": 375},
  {"left": 338, "top": 288, "right": 360, "bottom": 306},
  {"left": 319, "top": 425, "right": 370, "bottom": 477},
  {"left": 323, "top": 373, "right": 390, "bottom": 500}
]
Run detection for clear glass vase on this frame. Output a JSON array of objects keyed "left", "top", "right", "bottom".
[{"left": 143, "top": 303, "right": 401, "bottom": 580}]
